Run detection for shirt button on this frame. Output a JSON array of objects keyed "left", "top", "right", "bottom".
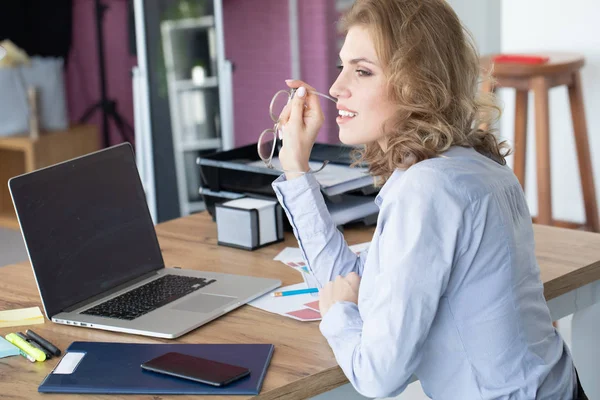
[{"left": 375, "top": 196, "right": 383, "bottom": 206}]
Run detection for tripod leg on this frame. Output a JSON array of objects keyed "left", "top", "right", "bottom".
[
  {"left": 79, "top": 102, "right": 101, "bottom": 123},
  {"left": 121, "top": 117, "right": 135, "bottom": 135},
  {"left": 110, "top": 110, "right": 134, "bottom": 143},
  {"left": 109, "top": 108, "right": 135, "bottom": 144},
  {"left": 115, "top": 112, "right": 135, "bottom": 140}
]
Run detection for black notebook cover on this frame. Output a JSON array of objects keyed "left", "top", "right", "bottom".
[{"left": 39, "top": 342, "right": 274, "bottom": 395}]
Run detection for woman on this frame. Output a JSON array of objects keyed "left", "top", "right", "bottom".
[{"left": 271, "top": 0, "right": 582, "bottom": 399}]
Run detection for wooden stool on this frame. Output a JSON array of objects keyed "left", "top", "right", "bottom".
[{"left": 480, "top": 53, "right": 599, "bottom": 232}]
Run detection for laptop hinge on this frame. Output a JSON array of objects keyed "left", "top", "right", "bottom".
[{"left": 61, "top": 270, "right": 161, "bottom": 313}]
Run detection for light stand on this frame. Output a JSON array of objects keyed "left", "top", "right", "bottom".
[{"left": 79, "top": 0, "right": 135, "bottom": 147}]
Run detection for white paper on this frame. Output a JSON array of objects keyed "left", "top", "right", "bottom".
[
  {"left": 274, "top": 242, "right": 370, "bottom": 266},
  {"left": 349, "top": 242, "right": 370, "bottom": 254},
  {"left": 310, "top": 162, "right": 369, "bottom": 188},
  {"left": 272, "top": 244, "right": 370, "bottom": 297},
  {"left": 327, "top": 196, "right": 379, "bottom": 226},
  {"left": 273, "top": 247, "right": 303, "bottom": 262},
  {"left": 248, "top": 283, "right": 319, "bottom": 319},
  {"left": 53, "top": 352, "right": 86, "bottom": 374},
  {"left": 273, "top": 247, "right": 311, "bottom": 275},
  {"left": 246, "top": 158, "right": 369, "bottom": 188}
]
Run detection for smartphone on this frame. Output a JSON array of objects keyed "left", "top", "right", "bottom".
[{"left": 141, "top": 352, "right": 250, "bottom": 387}]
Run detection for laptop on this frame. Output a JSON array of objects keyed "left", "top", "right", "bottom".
[{"left": 8, "top": 143, "right": 281, "bottom": 339}]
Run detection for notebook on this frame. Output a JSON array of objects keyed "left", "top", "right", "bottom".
[
  {"left": 39, "top": 342, "right": 274, "bottom": 395},
  {"left": 0, "top": 306, "right": 44, "bottom": 328},
  {"left": 0, "top": 336, "right": 20, "bottom": 358}
]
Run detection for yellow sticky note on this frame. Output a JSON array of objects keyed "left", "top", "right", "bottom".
[{"left": 0, "top": 307, "right": 45, "bottom": 328}]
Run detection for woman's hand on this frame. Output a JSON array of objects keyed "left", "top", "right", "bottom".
[
  {"left": 277, "top": 79, "right": 325, "bottom": 179},
  {"left": 319, "top": 272, "right": 361, "bottom": 317}
]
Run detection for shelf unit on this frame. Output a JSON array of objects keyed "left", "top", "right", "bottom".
[
  {"left": 132, "top": 0, "right": 235, "bottom": 221},
  {"left": 174, "top": 76, "right": 219, "bottom": 91},
  {"left": 0, "top": 125, "right": 99, "bottom": 230},
  {"left": 161, "top": 5, "right": 233, "bottom": 217}
]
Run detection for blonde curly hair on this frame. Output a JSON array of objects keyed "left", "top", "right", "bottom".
[{"left": 341, "top": 0, "right": 510, "bottom": 183}]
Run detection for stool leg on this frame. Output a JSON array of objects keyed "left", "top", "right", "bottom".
[
  {"left": 532, "top": 76, "right": 553, "bottom": 226},
  {"left": 514, "top": 90, "right": 529, "bottom": 189},
  {"left": 568, "top": 72, "right": 600, "bottom": 232}
]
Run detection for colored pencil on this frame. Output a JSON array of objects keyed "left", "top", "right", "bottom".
[{"left": 272, "top": 288, "right": 319, "bottom": 297}]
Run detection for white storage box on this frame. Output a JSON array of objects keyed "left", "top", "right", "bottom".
[{"left": 216, "top": 198, "right": 284, "bottom": 250}]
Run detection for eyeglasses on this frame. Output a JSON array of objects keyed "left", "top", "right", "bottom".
[{"left": 257, "top": 88, "right": 337, "bottom": 173}]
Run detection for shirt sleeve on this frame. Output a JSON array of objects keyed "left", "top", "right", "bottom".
[
  {"left": 272, "top": 174, "right": 368, "bottom": 288},
  {"left": 319, "top": 169, "right": 468, "bottom": 398}
]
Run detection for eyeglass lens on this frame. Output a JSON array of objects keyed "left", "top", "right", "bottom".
[
  {"left": 269, "top": 90, "right": 291, "bottom": 122},
  {"left": 258, "top": 129, "right": 276, "bottom": 162},
  {"left": 259, "top": 88, "right": 337, "bottom": 170}
]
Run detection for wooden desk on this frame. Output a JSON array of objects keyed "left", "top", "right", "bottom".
[{"left": 1, "top": 212, "right": 600, "bottom": 399}]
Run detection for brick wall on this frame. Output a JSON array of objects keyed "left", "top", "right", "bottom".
[
  {"left": 224, "top": 0, "right": 339, "bottom": 147},
  {"left": 223, "top": 0, "right": 291, "bottom": 147}
]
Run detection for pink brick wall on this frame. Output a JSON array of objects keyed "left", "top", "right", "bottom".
[
  {"left": 223, "top": 0, "right": 291, "bottom": 147},
  {"left": 65, "top": 0, "right": 338, "bottom": 149},
  {"left": 66, "top": 0, "right": 136, "bottom": 146},
  {"left": 298, "top": 0, "right": 339, "bottom": 144},
  {"left": 224, "top": 0, "right": 339, "bottom": 147}
]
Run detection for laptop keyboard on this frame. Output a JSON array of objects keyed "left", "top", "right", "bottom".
[{"left": 81, "top": 275, "right": 216, "bottom": 320}]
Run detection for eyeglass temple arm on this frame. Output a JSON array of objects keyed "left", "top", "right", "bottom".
[
  {"left": 308, "top": 90, "right": 337, "bottom": 103},
  {"left": 283, "top": 160, "right": 329, "bottom": 175}
]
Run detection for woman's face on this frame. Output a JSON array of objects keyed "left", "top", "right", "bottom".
[{"left": 330, "top": 26, "right": 396, "bottom": 150}]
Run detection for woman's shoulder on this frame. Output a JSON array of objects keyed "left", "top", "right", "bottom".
[
  {"left": 375, "top": 163, "right": 474, "bottom": 231},
  {"left": 384, "top": 148, "right": 512, "bottom": 207},
  {"left": 379, "top": 162, "right": 467, "bottom": 208}
]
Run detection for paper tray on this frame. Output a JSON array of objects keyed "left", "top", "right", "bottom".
[
  {"left": 200, "top": 188, "right": 379, "bottom": 231},
  {"left": 196, "top": 143, "right": 377, "bottom": 200}
]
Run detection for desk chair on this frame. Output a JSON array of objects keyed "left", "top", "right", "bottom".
[{"left": 480, "top": 53, "right": 599, "bottom": 232}]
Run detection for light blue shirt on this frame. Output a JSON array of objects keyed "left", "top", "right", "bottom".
[{"left": 272, "top": 146, "right": 576, "bottom": 399}]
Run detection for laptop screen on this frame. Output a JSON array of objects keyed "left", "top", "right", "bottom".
[{"left": 9, "top": 143, "right": 165, "bottom": 318}]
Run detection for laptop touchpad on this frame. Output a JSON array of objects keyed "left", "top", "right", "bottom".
[{"left": 173, "top": 293, "right": 237, "bottom": 313}]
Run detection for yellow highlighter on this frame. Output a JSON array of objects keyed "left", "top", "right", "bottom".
[{"left": 5, "top": 333, "right": 46, "bottom": 362}]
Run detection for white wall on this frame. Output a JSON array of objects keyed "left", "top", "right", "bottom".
[
  {"left": 448, "top": 0, "right": 501, "bottom": 55},
  {"left": 501, "top": 0, "right": 600, "bottom": 223},
  {"left": 502, "top": 3, "right": 600, "bottom": 397}
]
